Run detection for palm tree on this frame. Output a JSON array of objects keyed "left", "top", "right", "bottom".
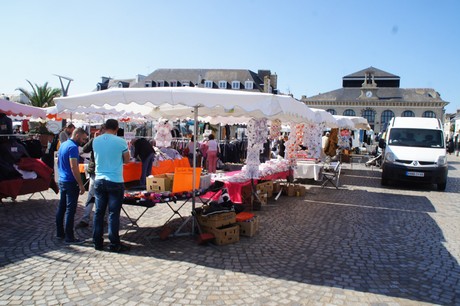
[{"left": 16, "top": 80, "right": 61, "bottom": 108}]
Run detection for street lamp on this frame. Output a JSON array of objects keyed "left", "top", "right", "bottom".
[{"left": 53, "top": 74, "right": 73, "bottom": 97}]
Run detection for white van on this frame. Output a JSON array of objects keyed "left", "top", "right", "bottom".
[{"left": 380, "top": 117, "right": 448, "bottom": 191}]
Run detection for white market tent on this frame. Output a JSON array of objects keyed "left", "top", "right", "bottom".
[
  {"left": 55, "top": 86, "right": 317, "bottom": 210},
  {"left": 348, "top": 116, "right": 371, "bottom": 130},
  {"left": 333, "top": 115, "right": 356, "bottom": 130},
  {"left": 55, "top": 87, "right": 316, "bottom": 123},
  {"left": 310, "top": 108, "right": 338, "bottom": 128},
  {"left": 46, "top": 104, "right": 152, "bottom": 122},
  {"left": 0, "top": 98, "right": 47, "bottom": 119}
]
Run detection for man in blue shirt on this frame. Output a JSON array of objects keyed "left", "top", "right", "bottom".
[
  {"left": 56, "top": 127, "right": 88, "bottom": 244},
  {"left": 93, "top": 119, "right": 130, "bottom": 252}
]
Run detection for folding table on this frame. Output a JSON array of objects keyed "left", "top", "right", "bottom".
[{"left": 121, "top": 167, "right": 202, "bottom": 239}]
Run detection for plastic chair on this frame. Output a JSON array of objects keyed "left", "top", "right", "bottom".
[{"left": 321, "top": 162, "right": 342, "bottom": 189}]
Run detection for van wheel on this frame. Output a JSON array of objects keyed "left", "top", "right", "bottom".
[{"left": 437, "top": 182, "right": 447, "bottom": 191}]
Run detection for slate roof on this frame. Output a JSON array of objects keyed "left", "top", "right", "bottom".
[
  {"left": 304, "top": 67, "right": 449, "bottom": 105},
  {"left": 304, "top": 87, "right": 448, "bottom": 104},
  {"left": 343, "top": 66, "right": 400, "bottom": 79},
  {"left": 132, "top": 68, "right": 266, "bottom": 91}
]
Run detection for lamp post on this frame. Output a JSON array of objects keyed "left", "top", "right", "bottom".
[
  {"left": 53, "top": 74, "right": 74, "bottom": 125},
  {"left": 53, "top": 74, "right": 73, "bottom": 97}
]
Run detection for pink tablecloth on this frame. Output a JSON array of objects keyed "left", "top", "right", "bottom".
[{"left": 201, "top": 170, "right": 289, "bottom": 204}]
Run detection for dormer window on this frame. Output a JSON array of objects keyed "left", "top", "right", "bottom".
[
  {"left": 231, "top": 81, "right": 240, "bottom": 90},
  {"left": 245, "top": 80, "right": 253, "bottom": 90},
  {"left": 170, "top": 80, "right": 178, "bottom": 87},
  {"left": 156, "top": 80, "right": 164, "bottom": 87},
  {"left": 218, "top": 81, "right": 227, "bottom": 89},
  {"left": 204, "top": 80, "right": 213, "bottom": 88}
]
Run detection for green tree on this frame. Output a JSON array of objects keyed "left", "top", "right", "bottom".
[{"left": 16, "top": 80, "right": 61, "bottom": 108}]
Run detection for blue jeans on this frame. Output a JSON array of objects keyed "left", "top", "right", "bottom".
[
  {"left": 93, "top": 179, "right": 124, "bottom": 248},
  {"left": 56, "top": 181, "right": 80, "bottom": 240},
  {"left": 140, "top": 153, "right": 154, "bottom": 187},
  {"left": 80, "top": 174, "right": 95, "bottom": 224}
]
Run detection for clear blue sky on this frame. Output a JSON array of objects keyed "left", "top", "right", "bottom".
[{"left": 1, "top": 0, "right": 459, "bottom": 113}]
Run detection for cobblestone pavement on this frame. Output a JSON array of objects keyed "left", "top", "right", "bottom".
[{"left": 1, "top": 156, "right": 460, "bottom": 305}]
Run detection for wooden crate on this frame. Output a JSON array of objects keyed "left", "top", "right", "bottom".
[
  {"left": 201, "top": 224, "right": 240, "bottom": 245},
  {"left": 196, "top": 210, "right": 236, "bottom": 229},
  {"left": 237, "top": 215, "right": 259, "bottom": 237}
]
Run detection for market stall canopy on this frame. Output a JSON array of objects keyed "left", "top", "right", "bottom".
[
  {"left": 333, "top": 115, "right": 355, "bottom": 129},
  {"left": 349, "top": 116, "right": 371, "bottom": 130},
  {"left": 0, "top": 99, "right": 47, "bottom": 119},
  {"left": 310, "top": 108, "right": 338, "bottom": 128},
  {"left": 333, "top": 115, "right": 370, "bottom": 130},
  {"left": 46, "top": 103, "right": 152, "bottom": 122},
  {"left": 54, "top": 87, "right": 316, "bottom": 123}
]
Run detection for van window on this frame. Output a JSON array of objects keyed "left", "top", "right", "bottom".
[{"left": 388, "top": 128, "right": 444, "bottom": 148}]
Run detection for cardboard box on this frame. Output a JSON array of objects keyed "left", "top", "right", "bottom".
[
  {"left": 254, "top": 192, "right": 267, "bottom": 205},
  {"left": 196, "top": 211, "right": 236, "bottom": 229},
  {"left": 165, "top": 173, "right": 175, "bottom": 182},
  {"left": 282, "top": 184, "right": 295, "bottom": 197},
  {"left": 294, "top": 185, "right": 306, "bottom": 197},
  {"left": 146, "top": 174, "right": 172, "bottom": 192},
  {"left": 201, "top": 224, "right": 240, "bottom": 245},
  {"left": 237, "top": 215, "right": 259, "bottom": 237},
  {"left": 273, "top": 182, "right": 281, "bottom": 194}
]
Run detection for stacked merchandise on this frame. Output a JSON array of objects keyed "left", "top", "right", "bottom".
[
  {"left": 195, "top": 191, "right": 241, "bottom": 245},
  {"left": 236, "top": 212, "right": 259, "bottom": 237},
  {"left": 244, "top": 118, "right": 268, "bottom": 179}
]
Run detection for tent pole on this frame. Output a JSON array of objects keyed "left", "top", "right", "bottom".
[{"left": 192, "top": 105, "right": 198, "bottom": 208}]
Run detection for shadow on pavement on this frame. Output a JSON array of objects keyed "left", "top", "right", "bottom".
[{"left": 1, "top": 165, "right": 459, "bottom": 305}]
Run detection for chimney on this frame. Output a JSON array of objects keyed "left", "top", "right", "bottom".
[
  {"left": 270, "top": 73, "right": 278, "bottom": 92},
  {"left": 136, "top": 74, "right": 146, "bottom": 83},
  {"left": 263, "top": 75, "right": 272, "bottom": 93}
]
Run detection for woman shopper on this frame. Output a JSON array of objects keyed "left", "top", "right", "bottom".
[{"left": 206, "top": 134, "right": 220, "bottom": 173}]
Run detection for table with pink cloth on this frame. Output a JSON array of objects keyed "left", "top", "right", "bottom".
[{"left": 201, "top": 170, "right": 290, "bottom": 204}]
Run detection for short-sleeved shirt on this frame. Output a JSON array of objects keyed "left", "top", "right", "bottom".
[
  {"left": 59, "top": 130, "right": 70, "bottom": 143},
  {"left": 93, "top": 134, "right": 128, "bottom": 183},
  {"left": 207, "top": 139, "right": 219, "bottom": 152},
  {"left": 57, "top": 139, "right": 79, "bottom": 182}
]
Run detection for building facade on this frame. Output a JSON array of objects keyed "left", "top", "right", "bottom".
[
  {"left": 301, "top": 67, "right": 449, "bottom": 132},
  {"left": 131, "top": 68, "right": 278, "bottom": 94},
  {"left": 97, "top": 69, "right": 278, "bottom": 93}
]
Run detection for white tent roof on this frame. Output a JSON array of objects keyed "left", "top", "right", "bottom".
[
  {"left": 310, "top": 108, "right": 338, "bottom": 128},
  {"left": 0, "top": 98, "right": 47, "bottom": 119},
  {"left": 46, "top": 104, "right": 151, "bottom": 121},
  {"left": 333, "top": 115, "right": 370, "bottom": 130},
  {"left": 54, "top": 87, "right": 316, "bottom": 123},
  {"left": 333, "top": 115, "right": 356, "bottom": 129}
]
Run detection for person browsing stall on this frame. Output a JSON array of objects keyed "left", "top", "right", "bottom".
[
  {"left": 56, "top": 127, "right": 88, "bottom": 244},
  {"left": 92, "top": 119, "right": 130, "bottom": 253},
  {"left": 130, "top": 137, "right": 155, "bottom": 187},
  {"left": 76, "top": 124, "right": 106, "bottom": 228},
  {"left": 59, "top": 123, "right": 75, "bottom": 143},
  {"left": 206, "top": 134, "right": 220, "bottom": 173}
]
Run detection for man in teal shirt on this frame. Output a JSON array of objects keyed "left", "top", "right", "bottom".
[{"left": 92, "top": 119, "right": 130, "bottom": 252}]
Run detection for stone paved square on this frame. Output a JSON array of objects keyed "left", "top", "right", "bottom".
[{"left": 1, "top": 157, "right": 460, "bottom": 305}]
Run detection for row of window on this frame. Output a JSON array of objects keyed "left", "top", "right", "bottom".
[
  {"left": 204, "top": 80, "right": 254, "bottom": 90},
  {"left": 144, "top": 80, "right": 254, "bottom": 90},
  {"left": 144, "top": 80, "right": 193, "bottom": 87},
  {"left": 326, "top": 109, "right": 437, "bottom": 124}
]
